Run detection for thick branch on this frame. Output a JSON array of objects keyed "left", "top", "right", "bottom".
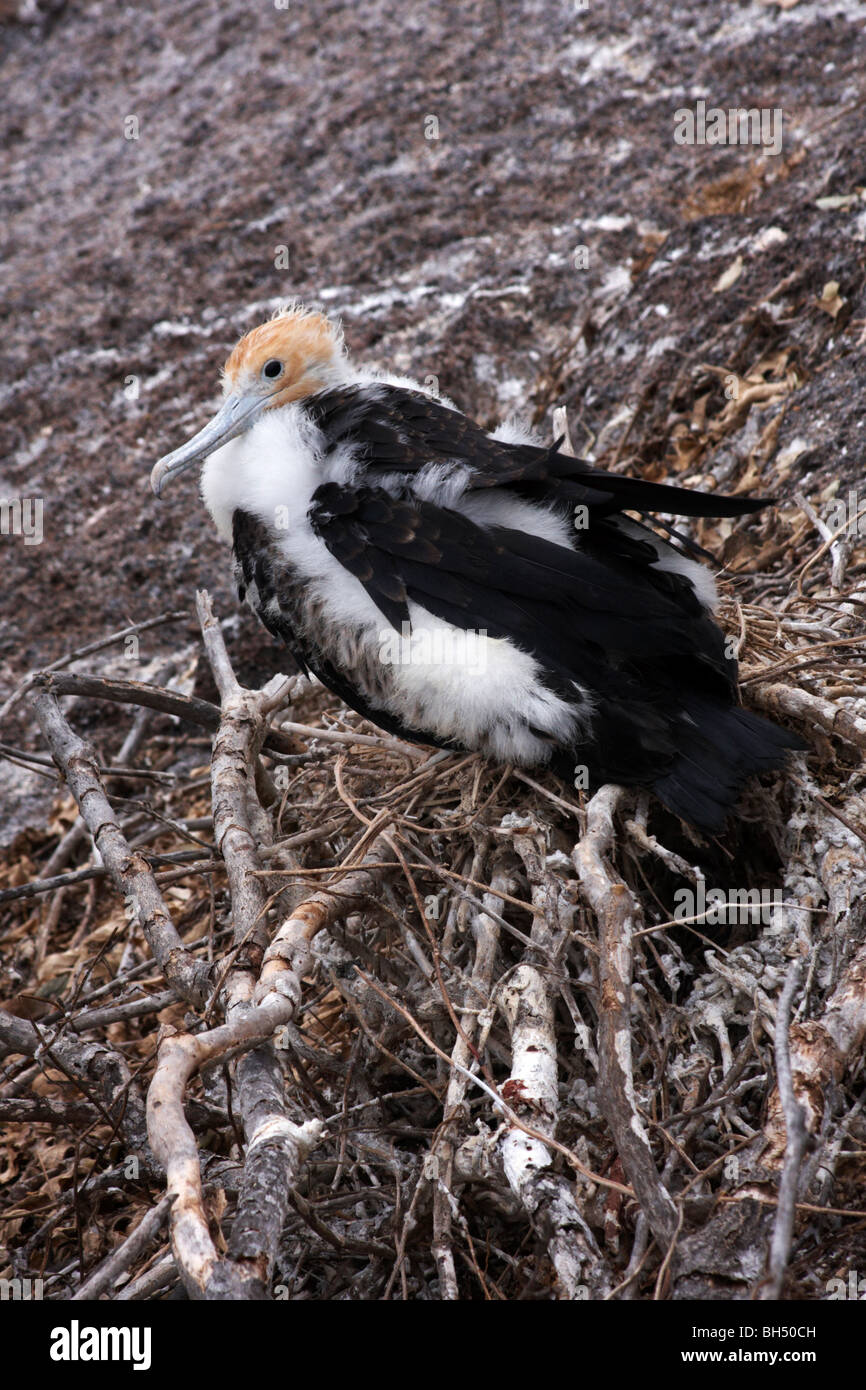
[
  {"left": 573, "top": 786, "right": 679, "bottom": 1249},
  {"left": 32, "top": 688, "right": 212, "bottom": 1008}
]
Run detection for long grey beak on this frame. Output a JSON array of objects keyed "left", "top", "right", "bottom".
[{"left": 150, "top": 392, "right": 261, "bottom": 497}]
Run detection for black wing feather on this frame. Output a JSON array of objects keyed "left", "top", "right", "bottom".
[
  {"left": 309, "top": 482, "right": 734, "bottom": 696},
  {"left": 306, "top": 383, "right": 770, "bottom": 519}
]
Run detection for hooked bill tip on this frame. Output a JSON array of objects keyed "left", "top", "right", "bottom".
[{"left": 149, "top": 456, "right": 174, "bottom": 498}]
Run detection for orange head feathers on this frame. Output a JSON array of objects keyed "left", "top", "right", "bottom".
[
  {"left": 222, "top": 304, "right": 345, "bottom": 408},
  {"left": 150, "top": 304, "right": 345, "bottom": 496}
]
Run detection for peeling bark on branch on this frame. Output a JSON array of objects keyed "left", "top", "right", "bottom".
[
  {"left": 573, "top": 786, "right": 679, "bottom": 1250},
  {"left": 497, "top": 819, "right": 609, "bottom": 1298},
  {"left": 32, "top": 686, "right": 212, "bottom": 1007}
]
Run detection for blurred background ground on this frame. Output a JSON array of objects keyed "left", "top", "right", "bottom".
[{"left": 1, "top": 0, "right": 864, "bottom": 689}]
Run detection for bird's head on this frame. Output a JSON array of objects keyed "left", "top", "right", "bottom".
[{"left": 150, "top": 304, "right": 344, "bottom": 496}]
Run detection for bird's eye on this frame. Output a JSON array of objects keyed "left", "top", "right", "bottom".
[{"left": 262, "top": 359, "right": 284, "bottom": 380}]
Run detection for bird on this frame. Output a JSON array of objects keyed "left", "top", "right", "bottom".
[{"left": 150, "top": 302, "right": 804, "bottom": 833}]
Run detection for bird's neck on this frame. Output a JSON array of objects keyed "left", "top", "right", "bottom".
[{"left": 200, "top": 403, "right": 324, "bottom": 545}]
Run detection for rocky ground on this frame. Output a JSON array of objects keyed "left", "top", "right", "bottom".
[
  {"left": 1, "top": 0, "right": 865, "bottom": 1305},
  {"left": 2, "top": 0, "right": 864, "bottom": 681}
]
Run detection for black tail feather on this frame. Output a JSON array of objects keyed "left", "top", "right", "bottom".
[
  {"left": 541, "top": 437, "right": 774, "bottom": 519},
  {"left": 571, "top": 468, "right": 772, "bottom": 520},
  {"left": 652, "top": 702, "right": 806, "bottom": 833}
]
